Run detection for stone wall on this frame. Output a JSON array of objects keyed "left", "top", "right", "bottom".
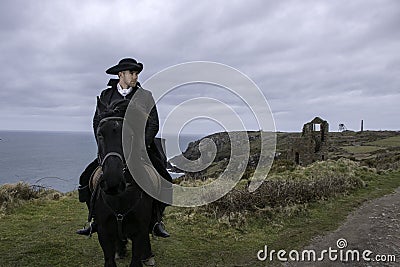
[{"left": 288, "top": 117, "right": 329, "bottom": 165}]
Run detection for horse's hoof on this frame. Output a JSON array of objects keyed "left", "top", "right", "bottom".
[
  {"left": 115, "top": 245, "right": 128, "bottom": 259},
  {"left": 115, "top": 251, "right": 126, "bottom": 260},
  {"left": 143, "top": 256, "right": 155, "bottom": 266}
]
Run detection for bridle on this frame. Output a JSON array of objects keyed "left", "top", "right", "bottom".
[
  {"left": 96, "top": 116, "right": 127, "bottom": 172},
  {"left": 95, "top": 115, "right": 141, "bottom": 241},
  {"left": 99, "top": 152, "right": 123, "bottom": 167}
]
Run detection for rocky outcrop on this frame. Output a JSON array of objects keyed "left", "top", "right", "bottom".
[{"left": 168, "top": 131, "right": 272, "bottom": 179}]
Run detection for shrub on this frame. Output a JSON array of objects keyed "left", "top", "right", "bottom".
[{"left": 202, "top": 159, "right": 366, "bottom": 219}]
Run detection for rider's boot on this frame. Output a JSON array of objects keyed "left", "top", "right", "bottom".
[
  {"left": 151, "top": 202, "right": 170, "bottom": 238},
  {"left": 76, "top": 200, "right": 97, "bottom": 236},
  {"left": 76, "top": 221, "right": 97, "bottom": 236},
  {"left": 152, "top": 221, "right": 170, "bottom": 238}
]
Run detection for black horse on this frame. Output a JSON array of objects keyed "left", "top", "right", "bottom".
[{"left": 93, "top": 99, "right": 155, "bottom": 267}]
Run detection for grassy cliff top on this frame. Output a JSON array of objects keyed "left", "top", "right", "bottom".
[{"left": 1, "top": 167, "right": 400, "bottom": 266}]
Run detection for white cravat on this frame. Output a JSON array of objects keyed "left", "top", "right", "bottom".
[{"left": 117, "top": 83, "right": 133, "bottom": 97}]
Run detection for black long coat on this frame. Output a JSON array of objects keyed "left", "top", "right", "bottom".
[{"left": 93, "top": 79, "right": 158, "bottom": 146}]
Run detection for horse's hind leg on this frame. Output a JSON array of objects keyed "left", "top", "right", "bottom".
[{"left": 98, "top": 232, "right": 117, "bottom": 267}]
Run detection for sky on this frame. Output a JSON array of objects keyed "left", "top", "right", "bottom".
[{"left": 1, "top": 0, "right": 399, "bottom": 135}]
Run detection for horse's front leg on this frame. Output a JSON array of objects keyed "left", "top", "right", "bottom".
[
  {"left": 130, "top": 231, "right": 153, "bottom": 267},
  {"left": 98, "top": 227, "right": 117, "bottom": 267},
  {"left": 115, "top": 238, "right": 128, "bottom": 259}
]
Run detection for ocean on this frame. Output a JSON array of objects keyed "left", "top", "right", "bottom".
[{"left": 0, "top": 131, "right": 203, "bottom": 193}]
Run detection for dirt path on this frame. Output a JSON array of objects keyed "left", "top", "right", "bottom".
[{"left": 285, "top": 188, "right": 400, "bottom": 267}]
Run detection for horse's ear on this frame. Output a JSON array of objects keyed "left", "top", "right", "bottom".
[{"left": 96, "top": 96, "right": 107, "bottom": 113}]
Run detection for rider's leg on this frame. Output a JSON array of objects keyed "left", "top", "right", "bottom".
[
  {"left": 150, "top": 201, "right": 170, "bottom": 238},
  {"left": 146, "top": 142, "right": 172, "bottom": 238},
  {"left": 76, "top": 158, "right": 99, "bottom": 236},
  {"left": 76, "top": 199, "right": 98, "bottom": 236}
]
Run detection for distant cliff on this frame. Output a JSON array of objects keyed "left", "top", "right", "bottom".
[
  {"left": 168, "top": 131, "right": 276, "bottom": 180},
  {"left": 168, "top": 130, "right": 400, "bottom": 180}
]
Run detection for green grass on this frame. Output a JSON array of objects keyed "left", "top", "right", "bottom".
[
  {"left": 366, "top": 135, "right": 400, "bottom": 147},
  {"left": 341, "top": 145, "right": 382, "bottom": 154},
  {"left": 0, "top": 170, "right": 399, "bottom": 266}
]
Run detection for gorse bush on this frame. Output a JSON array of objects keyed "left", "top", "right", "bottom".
[{"left": 203, "top": 159, "right": 368, "bottom": 218}]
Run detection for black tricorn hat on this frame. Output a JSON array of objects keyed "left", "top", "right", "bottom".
[{"left": 106, "top": 58, "right": 143, "bottom": 75}]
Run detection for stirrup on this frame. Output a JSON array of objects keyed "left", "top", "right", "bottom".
[{"left": 88, "top": 221, "right": 95, "bottom": 237}]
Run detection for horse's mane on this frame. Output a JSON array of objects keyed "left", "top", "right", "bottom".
[
  {"left": 108, "top": 99, "right": 130, "bottom": 117},
  {"left": 96, "top": 98, "right": 149, "bottom": 144},
  {"left": 97, "top": 99, "right": 131, "bottom": 121}
]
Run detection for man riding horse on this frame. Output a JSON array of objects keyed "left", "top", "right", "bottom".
[{"left": 77, "top": 58, "right": 171, "bottom": 238}]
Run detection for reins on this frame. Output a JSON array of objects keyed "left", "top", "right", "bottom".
[
  {"left": 100, "top": 189, "right": 143, "bottom": 241},
  {"left": 94, "top": 150, "right": 142, "bottom": 241}
]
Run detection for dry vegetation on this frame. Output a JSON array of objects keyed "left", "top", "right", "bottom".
[
  {"left": 189, "top": 159, "right": 373, "bottom": 227},
  {"left": 171, "top": 131, "right": 400, "bottom": 230},
  {"left": 0, "top": 182, "right": 60, "bottom": 217}
]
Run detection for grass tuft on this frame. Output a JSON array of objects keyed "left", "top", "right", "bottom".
[{"left": 0, "top": 182, "right": 60, "bottom": 217}]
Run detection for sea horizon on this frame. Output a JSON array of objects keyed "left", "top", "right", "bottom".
[{"left": 0, "top": 130, "right": 204, "bottom": 193}]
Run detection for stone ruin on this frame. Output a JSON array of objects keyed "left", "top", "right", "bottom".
[{"left": 288, "top": 117, "right": 329, "bottom": 165}]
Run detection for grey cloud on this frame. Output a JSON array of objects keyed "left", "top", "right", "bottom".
[{"left": 0, "top": 0, "right": 399, "bottom": 133}]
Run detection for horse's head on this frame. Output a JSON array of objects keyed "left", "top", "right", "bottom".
[{"left": 96, "top": 98, "right": 130, "bottom": 195}]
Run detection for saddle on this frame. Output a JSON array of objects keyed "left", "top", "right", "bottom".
[
  {"left": 89, "top": 166, "right": 103, "bottom": 193},
  {"left": 88, "top": 162, "right": 162, "bottom": 196}
]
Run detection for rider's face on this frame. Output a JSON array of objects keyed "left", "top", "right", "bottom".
[{"left": 119, "top": 70, "right": 138, "bottom": 88}]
